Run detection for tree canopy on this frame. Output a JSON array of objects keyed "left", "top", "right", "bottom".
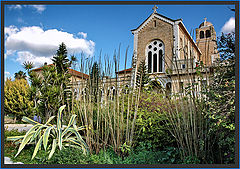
[{"left": 4, "top": 78, "right": 33, "bottom": 121}]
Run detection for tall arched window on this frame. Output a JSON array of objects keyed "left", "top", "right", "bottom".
[
  {"left": 166, "top": 82, "right": 172, "bottom": 96},
  {"left": 200, "top": 31, "right": 204, "bottom": 39},
  {"left": 180, "top": 38, "right": 183, "bottom": 49},
  {"left": 148, "top": 51, "right": 152, "bottom": 73},
  {"left": 146, "top": 40, "right": 164, "bottom": 73}
]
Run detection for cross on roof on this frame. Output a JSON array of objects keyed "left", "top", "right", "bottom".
[
  {"left": 204, "top": 17, "right": 207, "bottom": 22},
  {"left": 152, "top": 5, "right": 158, "bottom": 13}
]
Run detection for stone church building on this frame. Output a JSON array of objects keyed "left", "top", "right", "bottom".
[
  {"left": 123, "top": 5, "right": 219, "bottom": 93},
  {"left": 33, "top": 6, "right": 219, "bottom": 95}
]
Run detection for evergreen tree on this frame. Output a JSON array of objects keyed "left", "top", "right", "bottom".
[
  {"left": 52, "top": 42, "right": 70, "bottom": 74},
  {"left": 90, "top": 62, "right": 100, "bottom": 102},
  {"left": 218, "top": 32, "right": 235, "bottom": 61},
  {"left": 136, "top": 60, "right": 150, "bottom": 90},
  {"left": 52, "top": 42, "right": 71, "bottom": 93}
]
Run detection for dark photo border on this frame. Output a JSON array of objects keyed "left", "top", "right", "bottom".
[{"left": 1, "top": 1, "right": 239, "bottom": 168}]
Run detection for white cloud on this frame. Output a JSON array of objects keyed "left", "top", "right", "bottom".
[
  {"left": 4, "top": 72, "right": 11, "bottom": 80},
  {"left": 17, "top": 51, "right": 53, "bottom": 67},
  {"left": 221, "top": 17, "right": 235, "bottom": 33},
  {"left": 5, "top": 71, "right": 10, "bottom": 76},
  {"left": 8, "top": 5, "right": 46, "bottom": 13},
  {"left": 78, "top": 32, "right": 87, "bottom": 39},
  {"left": 5, "top": 25, "right": 19, "bottom": 37},
  {"left": 4, "top": 50, "right": 16, "bottom": 59},
  {"left": 8, "top": 5, "right": 22, "bottom": 10},
  {"left": 30, "top": 5, "right": 46, "bottom": 13},
  {"left": 5, "top": 25, "right": 95, "bottom": 67}
]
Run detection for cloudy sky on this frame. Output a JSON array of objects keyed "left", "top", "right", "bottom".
[{"left": 4, "top": 3, "right": 235, "bottom": 79}]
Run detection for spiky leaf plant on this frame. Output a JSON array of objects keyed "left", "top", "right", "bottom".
[{"left": 7, "top": 105, "right": 88, "bottom": 160}]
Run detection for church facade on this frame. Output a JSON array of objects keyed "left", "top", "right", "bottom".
[{"left": 126, "top": 6, "right": 219, "bottom": 93}]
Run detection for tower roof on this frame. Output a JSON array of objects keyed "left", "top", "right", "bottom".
[{"left": 199, "top": 18, "right": 213, "bottom": 28}]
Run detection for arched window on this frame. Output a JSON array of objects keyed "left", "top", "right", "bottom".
[
  {"left": 123, "top": 85, "right": 129, "bottom": 94},
  {"left": 110, "top": 86, "right": 116, "bottom": 100},
  {"left": 146, "top": 40, "right": 164, "bottom": 73},
  {"left": 206, "top": 30, "right": 211, "bottom": 38},
  {"left": 184, "top": 45, "right": 188, "bottom": 58},
  {"left": 166, "top": 82, "right": 172, "bottom": 96},
  {"left": 200, "top": 31, "right": 204, "bottom": 39},
  {"left": 180, "top": 38, "right": 183, "bottom": 49},
  {"left": 148, "top": 51, "right": 152, "bottom": 73},
  {"left": 153, "top": 53, "right": 157, "bottom": 72},
  {"left": 159, "top": 50, "right": 163, "bottom": 72}
]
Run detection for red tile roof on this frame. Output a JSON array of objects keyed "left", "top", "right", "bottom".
[
  {"left": 68, "top": 68, "right": 89, "bottom": 79},
  {"left": 32, "top": 64, "right": 89, "bottom": 79},
  {"left": 116, "top": 68, "right": 133, "bottom": 74},
  {"left": 31, "top": 64, "right": 51, "bottom": 71}
]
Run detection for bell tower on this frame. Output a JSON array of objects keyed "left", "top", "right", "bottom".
[{"left": 196, "top": 18, "right": 219, "bottom": 66}]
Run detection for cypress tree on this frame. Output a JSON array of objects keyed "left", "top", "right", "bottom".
[
  {"left": 90, "top": 62, "right": 100, "bottom": 102},
  {"left": 136, "top": 60, "right": 150, "bottom": 90}
]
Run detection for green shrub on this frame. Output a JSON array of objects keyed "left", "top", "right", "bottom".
[
  {"left": 4, "top": 78, "right": 33, "bottom": 122},
  {"left": 90, "top": 148, "right": 123, "bottom": 164},
  {"left": 201, "top": 32, "right": 235, "bottom": 164},
  {"left": 134, "top": 92, "right": 176, "bottom": 151},
  {"left": 4, "top": 129, "right": 26, "bottom": 143},
  {"left": 45, "top": 147, "right": 90, "bottom": 164},
  {"left": 183, "top": 156, "right": 201, "bottom": 164},
  {"left": 123, "top": 142, "right": 181, "bottom": 164}
]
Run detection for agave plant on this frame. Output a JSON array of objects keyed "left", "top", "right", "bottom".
[{"left": 7, "top": 105, "right": 88, "bottom": 160}]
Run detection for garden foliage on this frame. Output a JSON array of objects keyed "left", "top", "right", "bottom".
[
  {"left": 28, "top": 43, "right": 72, "bottom": 122},
  {"left": 4, "top": 32, "right": 236, "bottom": 164},
  {"left": 4, "top": 78, "right": 33, "bottom": 121},
  {"left": 135, "top": 92, "right": 176, "bottom": 151},
  {"left": 202, "top": 32, "right": 235, "bottom": 163},
  {"left": 135, "top": 60, "right": 150, "bottom": 90},
  {"left": 7, "top": 105, "right": 88, "bottom": 160},
  {"left": 14, "top": 71, "right": 27, "bottom": 80}
]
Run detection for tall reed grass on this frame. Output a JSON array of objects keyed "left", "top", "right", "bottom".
[
  {"left": 68, "top": 39, "right": 221, "bottom": 163},
  {"left": 70, "top": 48, "right": 142, "bottom": 154}
]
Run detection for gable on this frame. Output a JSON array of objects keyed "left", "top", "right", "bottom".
[{"left": 131, "top": 13, "right": 180, "bottom": 34}]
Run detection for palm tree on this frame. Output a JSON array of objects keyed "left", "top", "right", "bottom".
[
  {"left": 70, "top": 55, "right": 77, "bottom": 68},
  {"left": 14, "top": 71, "right": 27, "bottom": 80},
  {"left": 23, "top": 61, "right": 34, "bottom": 74}
]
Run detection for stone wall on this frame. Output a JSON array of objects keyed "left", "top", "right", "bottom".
[{"left": 136, "top": 17, "right": 174, "bottom": 72}]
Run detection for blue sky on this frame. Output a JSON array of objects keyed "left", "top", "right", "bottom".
[{"left": 4, "top": 4, "right": 235, "bottom": 79}]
